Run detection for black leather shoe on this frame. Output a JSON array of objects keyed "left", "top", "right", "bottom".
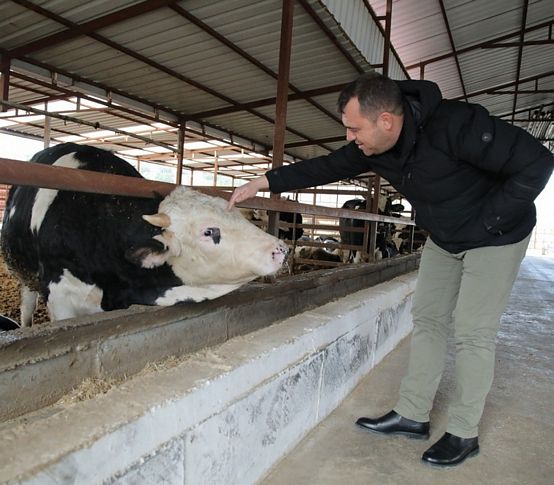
[
  {"left": 356, "top": 410, "right": 430, "bottom": 439},
  {"left": 422, "top": 432, "right": 479, "bottom": 467}
]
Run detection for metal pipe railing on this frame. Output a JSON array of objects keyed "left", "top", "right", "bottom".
[{"left": 0, "top": 157, "right": 414, "bottom": 226}]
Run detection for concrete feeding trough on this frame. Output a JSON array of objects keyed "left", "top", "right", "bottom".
[{"left": 1, "top": 255, "right": 419, "bottom": 484}]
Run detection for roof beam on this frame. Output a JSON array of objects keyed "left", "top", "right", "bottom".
[
  {"left": 170, "top": 4, "right": 342, "bottom": 126},
  {"left": 4, "top": 0, "right": 177, "bottom": 61},
  {"left": 1, "top": 55, "right": 10, "bottom": 112},
  {"left": 486, "top": 89, "right": 554, "bottom": 95},
  {"left": 7, "top": 1, "right": 333, "bottom": 152},
  {"left": 285, "top": 135, "right": 344, "bottom": 148},
  {"left": 438, "top": 0, "right": 468, "bottom": 101},
  {"left": 452, "top": 70, "right": 554, "bottom": 100},
  {"left": 5, "top": 8, "right": 333, "bottom": 154},
  {"left": 297, "top": 0, "right": 365, "bottom": 74},
  {"left": 190, "top": 82, "right": 347, "bottom": 119},
  {"left": 360, "top": 0, "right": 410, "bottom": 79},
  {"left": 481, "top": 40, "right": 554, "bottom": 47},
  {"left": 406, "top": 19, "right": 554, "bottom": 70},
  {"left": 512, "top": 0, "right": 529, "bottom": 123},
  {"left": 7, "top": 66, "right": 282, "bottom": 160},
  {"left": 498, "top": 100, "right": 554, "bottom": 119}
]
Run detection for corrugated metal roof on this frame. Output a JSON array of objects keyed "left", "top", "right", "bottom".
[{"left": 0, "top": 0, "right": 552, "bottom": 188}]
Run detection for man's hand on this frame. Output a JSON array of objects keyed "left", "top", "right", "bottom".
[{"left": 227, "top": 175, "right": 270, "bottom": 210}]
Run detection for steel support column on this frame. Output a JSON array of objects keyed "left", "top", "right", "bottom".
[
  {"left": 0, "top": 55, "right": 9, "bottom": 113},
  {"left": 367, "top": 0, "right": 392, "bottom": 260},
  {"left": 176, "top": 124, "right": 185, "bottom": 185},
  {"left": 268, "top": 0, "right": 294, "bottom": 238}
]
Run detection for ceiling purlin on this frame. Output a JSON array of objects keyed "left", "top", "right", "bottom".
[
  {"left": 499, "top": 100, "right": 554, "bottom": 120},
  {"left": 511, "top": 0, "right": 529, "bottom": 124},
  {"left": 190, "top": 82, "right": 348, "bottom": 119},
  {"left": 452, "top": 70, "right": 554, "bottom": 101},
  {"left": 405, "top": 19, "right": 554, "bottom": 71},
  {"left": 483, "top": 39, "right": 554, "bottom": 47},
  {"left": 438, "top": 0, "right": 467, "bottom": 102},
  {"left": 7, "top": 80, "right": 64, "bottom": 100},
  {"left": 489, "top": 89, "right": 554, "bottom": 95},
  {"left": 5, "top": 0, "right": 178, "bottom": 61},
  {"left": 8, "top": 1, "right": 334, "bottom": 152},
  {"left": 8, "top": 64, "right": 284, "bottom": 162},
  {"left": 360, "top": 0, "right": 410, "bottom": 78},
  {"left": 286, "top": 135, "right": 344, "bottom": 148},
  {"left": 9, "top": 70, "right": 178, "bottom": 128},
  {"left": 297, "top": 0, "right": 365, "bottom": 74},
  {"left": 170, "top": 4, "right": 342, "bottom": 126}
]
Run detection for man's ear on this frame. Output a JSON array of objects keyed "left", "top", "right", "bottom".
[{"left": 378, "top": 112, "right": 394, "bottom": 130}]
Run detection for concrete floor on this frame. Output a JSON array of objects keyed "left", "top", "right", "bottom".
[{"left": 263, "top": 256, "right": 554, "bottom": 485}]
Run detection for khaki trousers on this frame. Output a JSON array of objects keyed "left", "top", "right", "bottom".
[{"left": 394, "top": 233, "right": 531, "bottom": 438}]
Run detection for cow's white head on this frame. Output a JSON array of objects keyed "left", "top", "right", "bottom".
[{"left": 129, "top": 187, "right": 288, "bottom": 286}]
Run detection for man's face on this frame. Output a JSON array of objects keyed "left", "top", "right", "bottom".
[{"left": 341, "top": 97, "right": 398, "bottom": 156}]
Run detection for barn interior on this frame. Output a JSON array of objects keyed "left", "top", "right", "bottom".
[{"left": 0, "top": 1, "right": 553, "bottom": 483}]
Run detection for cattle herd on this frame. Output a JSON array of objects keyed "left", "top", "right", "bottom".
[{"left": 0, "top": 143, "right": 424, "bottom": 330}]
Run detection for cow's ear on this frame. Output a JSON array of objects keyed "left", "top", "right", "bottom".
[
  {"left": 143, "top": 212, "right": 171, "bottom": 228},
  {"left": 125, "top": 238, "right": 170, "bottom": 268}
]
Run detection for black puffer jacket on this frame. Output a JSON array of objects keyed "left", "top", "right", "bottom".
[{"left": 266, "top": 80, "right": 554, "bottom": 253}]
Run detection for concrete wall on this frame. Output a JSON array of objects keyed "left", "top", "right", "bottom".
[
  {"left": 0, "top": 255, "right": 419, "bottom": 421},
  {"left": 0, "top": 272, "right": 416, "bottom": 484}
]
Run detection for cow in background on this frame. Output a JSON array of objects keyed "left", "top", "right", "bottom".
[
  {"left": 339, "top": 197, "right": 402, "bottom": 262},
  {"left": 1, "top": 143, "right": 288, "bottom": 326}
]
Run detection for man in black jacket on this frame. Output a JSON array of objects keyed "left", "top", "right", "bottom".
[{"left": 228, "top": 72, "right": 554, "bottom": 467}]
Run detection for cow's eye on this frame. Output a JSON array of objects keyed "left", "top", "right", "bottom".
[{"left": 203, "top": 227, "right": 221, "bottom": 244}]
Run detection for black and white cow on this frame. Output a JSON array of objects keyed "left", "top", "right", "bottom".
[
  {"left": 1, "top": 143, "right": 288, "bottom": 326},
  {"left": 339, "top": 197, "right": 401, "bottom": 262}
]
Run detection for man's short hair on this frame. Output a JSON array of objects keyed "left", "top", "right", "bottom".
[{"left": 337, "top": 72, "right": 403, "bottom": 118}]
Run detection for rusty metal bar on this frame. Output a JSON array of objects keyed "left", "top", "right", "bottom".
[
  {"left": 488, "top": 90, "right": 554, "bottom": 95},
  {"left": 361, "top": 0, "right": 410, "bottom": 79},
  {"left": 8, "top": 1, "right": 331, "bottom": 152},
  {"left": 176, "top": 125, "right": 184, "bottom": 185},
  {"left": 0, "top": 157, "right": 413, "bottom": 225},
  {"left": 452, "top": 70, "right": 554, "bottom": 101},
  {"left": 189, "top": 82, "right": 347, "bottom": 119},
  {"left": 297, "top": 0, "right": 364, "bottom": 74},
  {"left": 272, "top": 0, "right": 294, "bottom": 170},
  {"left": 285, "top": 135, "right": 344, "bottom": 148},
  {"left": 170, "top": 4, "right": 341, "bottom": 126},
  {"left": 268, "top": 0, "right": 294, "bottom": 238},
  {"left": 406, "top": 19, "right": 554, "bottom": 71},
  {"left": 43, "top": 114, "right": 51, "bottom": 148},
  {"left": 438, "top": 0, "right": 468, "bottom": 101},
  {"left": 5, "top": 0, "right": 177, "bottom": 62},
  {"left": 512, "top": 0, "right": 529, "bottom": 124},
  {"left": 1, "top": 100, "right": 177, "bottom": 151},
  {"left": 0, "top": 55, "right": 9, "bottom": 113},
  {"left": 382, "top": 0, "right": 392, "bottom": 76},
  {"left": 480, "top": 40, "right": 554, "bottom": 48},
  {"left": 9, "top": 63, "right": 278, "bottom": 160}
]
